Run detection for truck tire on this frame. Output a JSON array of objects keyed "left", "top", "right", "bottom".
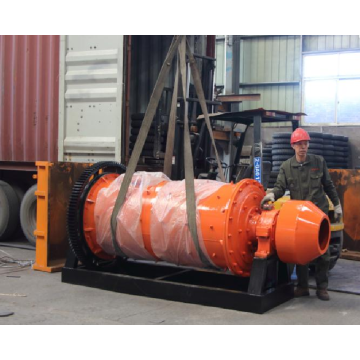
[
  {"left": 12, "top": 185, "right": 25, "bottom": 203},
  {"left": 273, "top": 132, "right": 291, "bottom": 139},
  {"left": 272, "top": 138, "right": 291, "bottom": 145},
  {"left": 272, "top": 155, "right": 292, "bottom": 161},
  {"left": 323, "top": 134, "right": 333, "bottom": 140},
  {"left": 308, "top": 142, "right": 323, "bottom": 149},
  {"left": 307, "top": 149, "right": 323, "bottom": 155},
  {"left": 20, "top": 184, "right": 37, "bottom": 247},
  {"left": 273, "top": 161, "right": 285, "bottom": 167},
  {"left": 308, "top": 132, "right": 323, "bottom": 139},
  {"left": 131, "top": 113, "right": 145, "bottom": 120},
  {"left": 0, "top": 180, "right": 21, "bottom": 241},
  {"left": 272, "top": 149, "right": 294, "bottom": 155},
  {"left": 272, "top": 144, "right": 293, "bottom": 150}
]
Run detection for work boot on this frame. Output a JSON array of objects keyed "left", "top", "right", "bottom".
[
  {"left": 316, "top": 289, "right": 330, "bottom": 301},
  {"left": 294, "top": 287, "right": 310, "bottom": 297}
]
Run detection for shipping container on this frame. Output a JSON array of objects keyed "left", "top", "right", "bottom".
[
  {"left": 0, "top": 34, "right": 213, "bottom": 250},
  {"left": 0, "top": 35, "right": 60, "bottom": 165},
  {"left": 0, "top": 35, "right": 126, "bottom": 246},
  {"left": 0, "top": 35, "right": 60, "bottom": 245}
]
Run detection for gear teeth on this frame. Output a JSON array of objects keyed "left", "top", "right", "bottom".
[{"left": 66, "top": 161, "right": 126, "bottom": 267}]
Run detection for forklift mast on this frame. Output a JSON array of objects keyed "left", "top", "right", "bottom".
[{"left": 195, "top": 109, "right": 301, "bottom": 184}]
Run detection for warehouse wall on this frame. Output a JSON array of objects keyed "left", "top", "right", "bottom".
[
  {"left": 219, "top": 35, "right": 360, "bottom": 167},
  {"left": 238, "top": 35, "right": 301, "bottom": 114},
  {"left": 215, "top": 36, "right": 225, "bottom": 88},
  {"left": 231, "top": 36, "right": 360, "bottom": 112},
  {"left": 303, "top": 35, "right": 360, "bottom": 52}
]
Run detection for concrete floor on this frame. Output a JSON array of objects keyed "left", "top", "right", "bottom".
[{"left": 1, "top": 244, "right": 360, "bottom": 325}]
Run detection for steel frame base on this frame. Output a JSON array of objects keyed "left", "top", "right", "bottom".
[{"left": 62, "top": 257, "right": 294, "bottom": 314}]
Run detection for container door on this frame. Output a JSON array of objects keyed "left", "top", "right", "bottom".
[{"left": 58, "top": 35, "right": 124, "bottom": 162}]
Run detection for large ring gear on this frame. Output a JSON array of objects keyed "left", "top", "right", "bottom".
[{"left": 67, "top": 162, "right": 126, "bottom": 268}]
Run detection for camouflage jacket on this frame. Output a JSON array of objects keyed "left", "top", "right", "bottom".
[{"left": 272, "top": 154, "right": 340, "bottom": 214}]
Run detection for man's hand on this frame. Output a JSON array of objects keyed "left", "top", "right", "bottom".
[
  {"left": 334, "top": 204, "right": 343, "bottom": 222},
  {"left": 260, "top": 192, "right": 275, "bottom": 208}
]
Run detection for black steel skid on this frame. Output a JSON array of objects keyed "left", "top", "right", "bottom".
[{"left": 62, "top": 251, "right": 294, "bottom": 314}]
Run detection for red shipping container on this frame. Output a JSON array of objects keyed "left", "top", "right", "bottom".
[{"left": 0, "top": 35, "right": 60, "bottom": 163}]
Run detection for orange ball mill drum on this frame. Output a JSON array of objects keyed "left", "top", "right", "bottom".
[{"left": 70, "top": 165, "right": 331, "bottom": 276}]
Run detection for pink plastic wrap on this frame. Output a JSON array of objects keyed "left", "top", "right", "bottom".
[
  {"left": 94, "top": 172, "right": 169, "bottom": 259},
  {"left": 94, "top": 172, "right": 226, "bottom": 268},
  {"left": 150, "top": 179, "right": 226, "bottom": 267}
]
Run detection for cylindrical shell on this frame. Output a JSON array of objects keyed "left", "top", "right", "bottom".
[
  {"left": 86, "top": 172, "right": 330, "bottom": 277},
  {"left": 148, "top": 178, "right": 265, "bottom": 274},
  {"left": 148, "top": 179, "right": 226, "bottom": 268},
  {"left": 275, "top": 201, "right": 331, "bottom": 264},
  {"left": 93, "top": 173, "right": 265, "bottom": 275},
  {"left": 94, "top": 172, "right": 170, "bottom": 260}
]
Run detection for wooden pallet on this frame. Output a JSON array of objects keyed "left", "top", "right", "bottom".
[{"left": 341, "top": 250, "right": 360, "bottom": 261}]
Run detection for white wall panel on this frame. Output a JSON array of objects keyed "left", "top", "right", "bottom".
[
  {"left": 238, "top": 36, "right": 301, "bottom": 120},
  {"left": 58, "top": 35, "right": 124, "bottom": 162},
  {"left": 303, "top": 35, "right": 360, "bottom": 52}
]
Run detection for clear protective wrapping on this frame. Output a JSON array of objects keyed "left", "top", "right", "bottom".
[
  {"left": 94, "top": 172, "right": 169, "bottom": 259},
  {"left": 94, "top": 172, "right": 226, "bottom": 268},
  {"left": 150, "top": 179, "right": 226, "bottom": 267}
]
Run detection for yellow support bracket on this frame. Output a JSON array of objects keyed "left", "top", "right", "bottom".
[
  {"left": 33, "top": 161, "right": 91, "bottom": 273},
  {"left": 33, "top": 161, "right": 61, "bottom": 272}
]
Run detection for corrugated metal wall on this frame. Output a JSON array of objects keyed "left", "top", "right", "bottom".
[
  {"left": 215, "top": 36, "right": 225, "bottom": 86},
  {"left": 303, "top": 35, "right": 360, "bottom": 52},
  {"left": 238, "top": 36, "right": 301, "bottom": 114},
  {"left": 232, "top": 35, "right": 360, "bottom": 115},
  {"left": 0, "top": 35, "right": 60, "bottom": 163}
]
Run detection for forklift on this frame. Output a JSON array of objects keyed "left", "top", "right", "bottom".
[{"left": 193, "top": 108, "right": 301, "bottom": 187}]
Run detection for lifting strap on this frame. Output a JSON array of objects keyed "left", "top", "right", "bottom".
[
  {"left": 110, "top": 35, "right": 223, "bottom": 266},
  {"left": 163, "top": 55, "right": 179, "bottom": 177},
  {"left": 178, "top": 37, "right": 214, "bottom": 268},
  {"left": 110, "top": 35, "right": 183, "bottom": 257},
  {"left": 185, "top": 40, "right": 225, "bottom": 183}
]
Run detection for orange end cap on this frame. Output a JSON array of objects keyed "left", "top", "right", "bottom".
[
  {"left": 83, "top": 173, "right": 119, "bottom": 260},
  {"left": 275, "top": 201, "right": 330, "bottom": 265}
]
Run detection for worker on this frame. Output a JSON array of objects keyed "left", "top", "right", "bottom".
[{"left": 261, "top": 128, "right": 342, "bottom": 301}]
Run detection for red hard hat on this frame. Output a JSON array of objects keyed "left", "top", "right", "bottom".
[{"left": 290, "top": 128, "right": 310, "bottom": 144}]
